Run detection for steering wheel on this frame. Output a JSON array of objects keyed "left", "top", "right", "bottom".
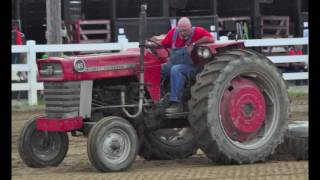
[{"left": 145, "top": 39, "right": 170, "bottom": 60}]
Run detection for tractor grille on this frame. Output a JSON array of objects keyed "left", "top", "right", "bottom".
[{"left": 44, "top": 81, "right": 81, "bottom": 118}]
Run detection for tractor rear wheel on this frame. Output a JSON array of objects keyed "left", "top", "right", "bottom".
[
  {"left": 188, "top": 49, "right": 289, "bottom": 164},
  {"left": 139, "top": 128, "right": 197, "bottom": 160},
  {"left": 17, "top": 115, "right": 69, "bottom": 168},
  {"left": 87, "top": 116, "right": 138, "bottom": 172}
]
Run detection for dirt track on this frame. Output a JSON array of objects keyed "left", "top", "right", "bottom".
[{"left": 11, "top": 95, "right": 308, "bottom": 180}]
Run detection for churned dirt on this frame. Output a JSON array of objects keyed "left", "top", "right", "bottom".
[{"left": 11, "top": 95, "right": 308, "bottom": 180}]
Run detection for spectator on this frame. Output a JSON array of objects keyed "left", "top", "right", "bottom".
[
  {"left": 12, "top": 22, "right": 27, "bottom": 81},
  {"left": 12, "top": 23, "right": 24, "bottom": 64},
  {"left": 288, "top": 45, "right": 306, "bottom": 73},
  {"left": 281, "top": 45, "right": 307, "bottom": 85}
]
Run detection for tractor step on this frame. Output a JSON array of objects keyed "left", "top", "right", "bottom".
[{"left": 164, "top": 112, "right": 189, "bottom": 119}]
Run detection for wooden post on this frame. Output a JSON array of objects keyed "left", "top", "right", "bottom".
[
  {"left": 252, "top": 0, "right": 261, "bottom": 39},
  {"left": 212, "top": 0, "right": 218, "bottom": 15},
  {"left": 162, "top": 0, "right": 169, "bottom": 17},
  {"left": 212, "top": 0, "right": 219, "bottom": 38},
  {"left": 16, "top": 0, "right": 21, "bottom": 20},
  {"left": 111, "top": 0, "right": 116, "bottom": 42},
  {"left": 111, "top": 0, "right": 116, "bottom": 20},
  {"left": 46, "top": 0, "right": 62, "bottom": 57},
  {"left": 296, "top": 0, "right": 302, "bottom": 37}
]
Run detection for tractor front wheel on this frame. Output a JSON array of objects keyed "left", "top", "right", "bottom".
[
  {"left": 87, "top": 116, "right": 139, "bottom": 172},
  {"left": 17, "top": 116, "right": 69, "bottom": 168}
]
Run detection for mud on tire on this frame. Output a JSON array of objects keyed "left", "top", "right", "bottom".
[{"left": 188, "top": 49, "right": 290, "bottom": 164}]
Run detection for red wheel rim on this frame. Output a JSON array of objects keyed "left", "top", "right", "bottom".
[{"left": 220, "top": 78, "right": 266, "bottom": 142}]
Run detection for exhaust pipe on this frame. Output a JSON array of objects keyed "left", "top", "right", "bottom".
[{"left": 121, "top": 4, "right": 147, "bottom": 118}]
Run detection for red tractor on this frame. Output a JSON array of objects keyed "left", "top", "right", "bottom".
[{"left": 18, "top": 5, "right": 289, "bottom": 172}]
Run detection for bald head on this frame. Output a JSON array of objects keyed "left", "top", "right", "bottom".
[
  {"left": 177, "top": 17, "right": 192, "bottom": 40},
  {"left": 177, "top": 17, "right": 192, "bottom": 28}
]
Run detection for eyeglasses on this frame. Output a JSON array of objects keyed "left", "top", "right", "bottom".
[{"left": 178, "top": 28, "right": 190, "bottom": 34}]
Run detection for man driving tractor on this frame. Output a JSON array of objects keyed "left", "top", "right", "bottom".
[
  {"left": 147, "top": 17, "right": 214, "bottom": 113},
  {"left": 17, "top": 4, "right": 290, "bottom": 172}
]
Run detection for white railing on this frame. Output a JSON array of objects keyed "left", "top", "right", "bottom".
[
  {"left": 217, "top": 37, "right": 309, "bottom": 80},
  {"left": 12, "top": 37, "right": 308, "bottom": 105}
]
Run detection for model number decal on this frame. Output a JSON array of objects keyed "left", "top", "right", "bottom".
[{"left": 85, "top": 64, "right": 136, "bottom": 72}]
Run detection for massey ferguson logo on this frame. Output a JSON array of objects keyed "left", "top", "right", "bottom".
[{"left": 74, "top": 59, "right": 86, "bottom": 72}]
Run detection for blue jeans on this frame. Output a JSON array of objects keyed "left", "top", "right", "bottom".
[
  {"left": 161, "top": 47, "right": 197, "bottom": 102},
  {"left": 12, "top": 53, "right": 20, "bottom": 64}
]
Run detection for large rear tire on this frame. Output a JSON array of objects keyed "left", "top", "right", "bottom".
[
  {"left": 17, "top": 116, "right": 69, "bottom": 168},
  {"left": 139, "top": 128, "right": 197, "bottom": 160},
  {"left": 188, "top": 49, "right": 289, "bottom": 164},
  {"left": 87, "top": 116, "right": 138, "bottom": 172}
]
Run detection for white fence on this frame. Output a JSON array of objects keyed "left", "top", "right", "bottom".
[
  {"left": 12, "top": 37, "right": 308, "bottom": 105},
  {"left": 217, "top": 37, "right": 308, "bottom": 81}
]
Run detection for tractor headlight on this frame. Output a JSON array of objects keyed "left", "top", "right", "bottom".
[
  {"left": 202, "top": 48, "right": 212, "bottom": 59},
  {"left": 74, "top": 59, "right": 86, "bottom": 72},
  {"left": 196, "top": 47, "right": 212, "bottom": 60},
  {"left": 197, "top": 48, "right": 203, "bottom": 57},
  {"left": 39, "top": 62, "right": 63, "bottom": 77}
]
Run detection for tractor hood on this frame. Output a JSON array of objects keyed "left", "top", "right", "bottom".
[{"left": 37, "top": 48, "right": 142, "bottom": 81}]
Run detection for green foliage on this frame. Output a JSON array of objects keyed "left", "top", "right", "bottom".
[{"left": 288, "top": 91, "right": 307, "bottom": 98}]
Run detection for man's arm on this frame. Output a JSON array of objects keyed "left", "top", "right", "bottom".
[
  {"left": 186, "top": 27, "right": 214, "bottom": 54},
  {"left": 193, "top": 36, "right": 214, "bottom": 46},
  {"left": 149, "top": 36, "right": 163, "bottom": 45},
  {"left": 145, "top": 36, "right": 162, "bottom": 48},
  {"left": 186, "top": 34, "right": 214, "bottom": 55},
  {"left": 145, "top": 29, "right": 173, "bottom": 48},
  {"left": 191, "top": 27, "right": 214, "bottom": 46}
]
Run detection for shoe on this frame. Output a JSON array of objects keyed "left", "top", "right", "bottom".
[{"left": 165, "top": 102, "right": 183, "bottom": 114}]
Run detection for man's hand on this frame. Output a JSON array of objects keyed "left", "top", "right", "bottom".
[
  {"left": 145, "top": 37, "right": 163, "bottom": 48},
  {"left": 145, "top": 40, "right": 157, "bottom": 48},
  {"left": 186, "top": 43, "right": 197, "bottom": 55}
]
